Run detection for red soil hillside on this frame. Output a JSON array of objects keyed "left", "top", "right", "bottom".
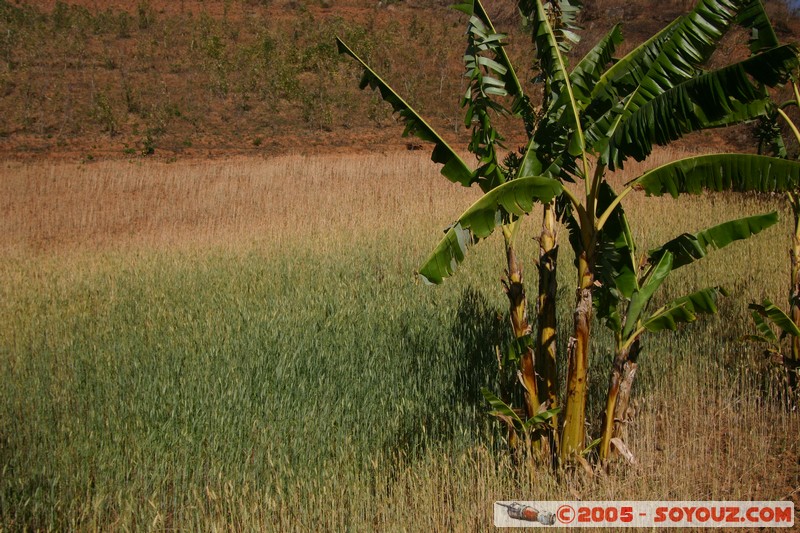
[{"left": 1, "top": 0, "right": 799, "bottom": 161}]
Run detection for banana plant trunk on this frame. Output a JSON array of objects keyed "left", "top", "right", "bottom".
[
  {"left": 536, "top": 203, "right": 559, "bottom": 462},
  {"left": 504, "top": 236, "right": 539, "bottom": 419},
  {"left": 599, "top": 338, "right": 641, "bottom": 462},
  {"left": 790, "top": 204, "right": 800, "bottom": 391},
  {"left": 536, "top": 202, "right": 559, "bottom": 410},
  {"left": 560, "top": 251, "right": 594, "bottom": 460}
]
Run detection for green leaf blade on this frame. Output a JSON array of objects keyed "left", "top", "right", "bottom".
[
  {"left": 749, "top": 299, "right": 800, "bottom": 338},
  {"left": 480, "top": 387, "right": 525, "bottom": 428},
  {"left": 607, "top": 45, "right": 798, "bottom": 167},
  {"left": 644, "top": 286, "right": 726, "bottom": 333},
  {"left": 418, "top": 177, "right": 563, "bottom": 284},
  {"left": 337, "top": 38, "right": 474, "bottom": 187},
  {"left": 749, "top": 309, "right": 779, "bottom": 344},
  {"left": 630, "top": 154, "right": 800, "bottom": 197},
  {"left": 622, "top": 252, "right": 674, "bottom": 339},
  {"left": 736, "top": 0, "right": 779, "bottom": 54},
  {"left": 648, "top": 211, "right": 779, "bottom": 269},
  {"left": 569, "top": 24, "right": 624, "bottom": 108}
]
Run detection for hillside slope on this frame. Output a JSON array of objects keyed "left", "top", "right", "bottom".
[{"left": 1, "top": 0, "right": 799, "bottom": 160}]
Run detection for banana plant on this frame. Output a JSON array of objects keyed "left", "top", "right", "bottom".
[
  {"left": 746, "top": 79, "right": 800, "bottom": 391},
  {"left": 544, "top": 0, "right": 798, "bottom": 460},
  {"left": 450, "top": 0, "right": 583, "bottom": 447},
  {"left": 481, "top": 387, "right": 560, "bottom": 452},
  {"left": 340, "top": 0, "right": 800, "bottom": 466},
  {"left": 454, "top": 1, "right": 540, "bottom": 420},
  {"left": 418, "top": 0, "right": 800, "bottom": 460},
  {"left": 747, "top": 299, "right": 800, "bottom": 390},
  {"left": 594, "top": 196, "right": 779, "bottom": 462}
]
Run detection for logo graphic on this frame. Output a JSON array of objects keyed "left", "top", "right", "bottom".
[
  {"left": 494, "top": 501, "right": 794, "bottom": 528},
  {"left": 496, "top": 502, "right": 556, "bottom": 525}
]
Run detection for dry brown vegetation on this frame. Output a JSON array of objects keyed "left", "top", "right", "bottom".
[
  {"left": 0, "top": 152, "right": 479, "bottom": 255},
  {"left": 0, "top": 145, "right": 759, "bottom": 255}
]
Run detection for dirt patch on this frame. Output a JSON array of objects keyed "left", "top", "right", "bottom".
[{"left": 1, "top": 0, "right": 795, "bottom": 163}]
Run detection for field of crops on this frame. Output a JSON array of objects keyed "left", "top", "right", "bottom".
[{"left": 1, "top": 152, "right": 798, "bottom": 530}]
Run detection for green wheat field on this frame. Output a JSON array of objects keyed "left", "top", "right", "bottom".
[{"left": 1, "top": 152, "right": 797, "bottom": 530}]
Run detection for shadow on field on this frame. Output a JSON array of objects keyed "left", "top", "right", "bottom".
[
  {"left": 450, "top": 287, "right": 517, "bottom": 409},
  {"left": 382, "top": 287, "right": 516, "bottom": 460}
]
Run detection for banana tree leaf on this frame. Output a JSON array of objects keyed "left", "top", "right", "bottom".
[
  {"left": 634, "top": 0, "right": 745, "bottom": 105},
  {"left": 515, "top": 0, "right": 587, "bottom": 180},
  {"left": 516, "top": 120, "right": 572, "bottom": 180},
  {"left": 527, "top": 0, "right": 583, "bottom": 138},
  {"left": 594, "top": 285, "right": 623, "bottom": 334},
  {"left": 480, "top": 387, "right": 524, "bottom": 429},
  {"left": 749, "top": 299, "right": 800, "bottom": 337},
  {"left": 622, "top": 251, "right": 673, "bottom": 339},
  {"left": 336, "top": 38, "right": 474, "bottom": 187},
  {"left": 543, "top": 23, "right": 623, "bottom": 166},
  {"left": 629, "top": 153, "right": 800, "bottom": 197},
  {"left": 643, "top": 286, "right": 726, "bottom": 333},
  {"left": 773, "top": 130, "right": 788, "bottom": 158},
  {"left": 418, "top": 177, "right": 563, "bottom": 284},
  {"left": 648, "top": 211, "right": 779, "bottom": 269},
  {"left": 454, "top": 0, "right": 526, "bottom": 114},
  {"left": 566, "top": 24, "right": 623, "bottom": 109},
  {"left": 749, "top": 309, "right": 779, "bottom": 343},
  {"left": 743, "top": 334, "right": 781, "bottom": 347},
  {"left": 588, "top": 0, "right": 780, "bottom": 164},
  {"left": 459, "top": 6, "right": 516, "bottom": 190},
  {"left": 598, "top": 182, "right": 638, "bottom": 297},
  {"left": 516, "top": 0, "right": 588, "bottom": 182},
  {"left": 585, "top": 19, "right": 680, "bottom": 129},
  {"left": 735, "top": 0, "right": 779, "bottom": 54},
  {"left": 519, "top": 0, "right": 582, "bottom": 55},
  {"left": 553, "top": 22, "right": 623, "bottom": 178},
  {"left": 594, "top": 183, "right": 638, "bottom": 333},
  {"left": 523, "top": 407, "right": 562, "bottom": 431},
  {"left": 606, "top": 45, "right": 798, "bottom": 167},
  {"left": 552, "top": 0, "right": 583, "bottom": 41}
]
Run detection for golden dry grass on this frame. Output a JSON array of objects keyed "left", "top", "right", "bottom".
[
  {"left": 0, "top": 153, "right": 480, "bottom": 256},
  {"left": 0, "top": 144, "right": 771, "bottom": 251}
]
